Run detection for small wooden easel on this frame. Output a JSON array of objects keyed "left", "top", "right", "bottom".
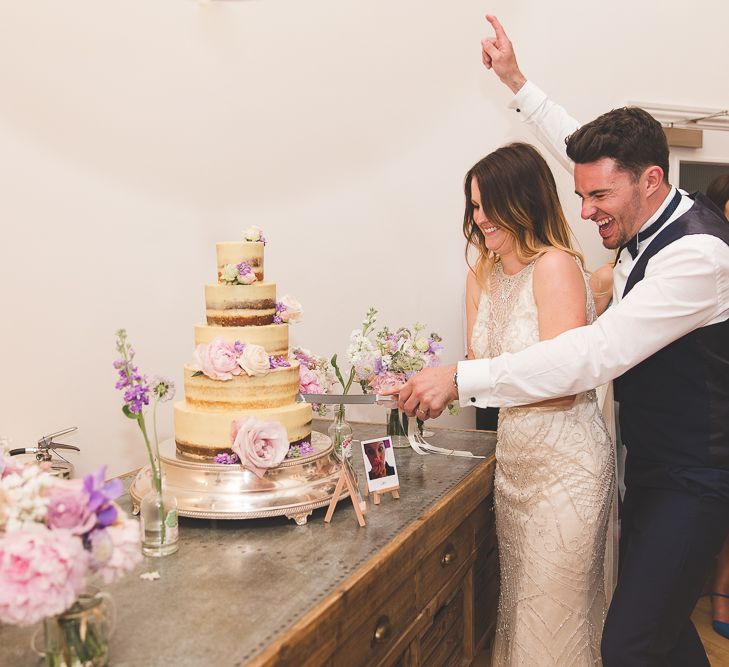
[
  {"left": 324, "top": 457, "right": 367, "bottom": 527},
  {"left": 368, "top": 485, "right": 400, "bottom": 505}
]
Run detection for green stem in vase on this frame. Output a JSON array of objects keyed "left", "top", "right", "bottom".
[{"left": 137, "top": 414, "right": 166, "bottom": 545}]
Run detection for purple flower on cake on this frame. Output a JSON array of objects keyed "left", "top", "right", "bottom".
[
  {"left": 244, "top": 225, "right": 266, "bottom": 243},
  {"left": 214, "top": 452, "right": 240, "bottom": 465},
  {"left": 269, "top": 355, "right": 291, "bottom": 369},
  {"left": 194, "top": 337, "right": 242, "bottom": 381},
  {"left": 286, "top": 439, "right": 314, "bottom": 459},
  {"left": 220, "top": 261, "right": 258, "bottom": 285},
  {"left": 273, "top": 294, "right": 303, "bottom": 324},
  {"left": 230, "top": 417, "right": 289, "bottom": 478},
  {"left": 237, "top": 343, "right": 271, "bottom": 377}
]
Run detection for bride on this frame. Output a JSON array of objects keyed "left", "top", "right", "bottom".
[{"left": 463, "top": 142, "right": 615, "bottom": 665}]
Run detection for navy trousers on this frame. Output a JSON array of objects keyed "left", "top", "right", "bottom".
[{"left": 601, "top": 483, "right": 729, "bottom": 666}]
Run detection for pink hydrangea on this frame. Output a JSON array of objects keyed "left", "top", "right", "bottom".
[
  {"left": 299, "top": 366, "right": 323, "bottom": 395},
  {"left": 193, "top": 337, "right": 241, "bottom": 381},
  {"left": 0, "top": 526, "right": 88, "bottom": 626},
  {"left": 369, "top": 371, "right": 406, "bottom": 395},
  {"left": 230, "top": 417, "right": 289, "bottom": 478},
  {"left": 92, "top": 519, "right": 142, "bottom": 584}
]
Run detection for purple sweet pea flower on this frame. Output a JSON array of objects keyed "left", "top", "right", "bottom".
[{"left": 83, "top": 467, "right": 123, "bottom": 529}]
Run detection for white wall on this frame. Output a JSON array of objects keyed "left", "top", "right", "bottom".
[{"left": 2, "top": 0, "right": 728, "bottom": 478}]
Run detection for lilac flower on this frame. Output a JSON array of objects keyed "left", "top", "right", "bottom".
[
  {"left": 233, "top": 340, "right": 245, "bottom": 354},
  {"left": 269, "top": 355, "right": 291, "bottom": 369},
  {"left": 214, "top": 452, "right": 240, "bottom": 465}
]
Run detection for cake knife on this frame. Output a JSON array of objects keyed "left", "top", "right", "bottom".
[{"left": 297, "top": 393, "right": 399, "bottom": 408}]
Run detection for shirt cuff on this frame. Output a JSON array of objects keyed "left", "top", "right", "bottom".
[
  {"left": 457, "top": 358, "right": 492, "bottom": 408},
  {"left": 507, "top": 79, "right": 548, "bottom": 118}
]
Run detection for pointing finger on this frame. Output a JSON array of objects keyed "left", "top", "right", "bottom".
[{"left": 486, "top": 14, "right": 509, "bottom": 47}]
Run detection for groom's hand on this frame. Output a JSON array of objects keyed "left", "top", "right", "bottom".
[
  {"left": 396, "top": 364, "right": 458, "bottom": 420},
  {"left": 481, "top": 14, "right": 527, "bottom": 94}
]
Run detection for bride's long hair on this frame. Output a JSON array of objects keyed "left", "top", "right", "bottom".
[{"left": 463, "top": 142, "right": 584, "bottom": 283}]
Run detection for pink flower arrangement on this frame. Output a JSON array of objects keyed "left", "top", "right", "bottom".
[
  {"left": 291, "top": 346, "right": 338, "bottom": 416},
  {"left": 192, "top": 338, "right": 290, "bottom": 382},
  {"left": 0, "top": 457, "right": 141, "bottom": 626},
  {"left": 230, "top": 417, "right": 289, "bottom": 478}
]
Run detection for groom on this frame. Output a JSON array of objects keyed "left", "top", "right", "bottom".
[{"left": 395, "top": 15, "right": 729, "bottom": 667}]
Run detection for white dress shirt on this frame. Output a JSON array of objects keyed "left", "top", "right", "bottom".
[{"left": 458, "top": 82, "right": 729, "bottom": 408}]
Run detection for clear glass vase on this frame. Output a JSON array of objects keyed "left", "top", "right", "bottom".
[
  {"left": 386, "top": 408, "right": 410, "bottom": 448},
  {"left": 327, "top": 404, "right": 353, "bottom": 461},
  {"left": 32, "top": 590, "right": 115, "bottom": 667},
  {"left": 139, "top": 469, "right": 179, "bottom": 557}
]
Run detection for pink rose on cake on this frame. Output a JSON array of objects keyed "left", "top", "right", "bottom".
[
  {"left": 194, "top": 337, "right": 241, "bottom": 381},
  {"left": 237, "top": 344, "right": 270, "bottom": 377},
  {"left": 274, "top": 295, "right": 303, "bottom": 324},
  {"left": 230, "top": 417, "right": 289, "bottom": 478}
]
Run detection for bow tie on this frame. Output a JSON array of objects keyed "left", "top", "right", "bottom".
[{"left": 619, "top": 190, "right": 682, "bottom": 260}]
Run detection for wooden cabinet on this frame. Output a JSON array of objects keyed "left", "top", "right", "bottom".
[{"left": 253, "top": 477, "right": 499, "bottom": 667}]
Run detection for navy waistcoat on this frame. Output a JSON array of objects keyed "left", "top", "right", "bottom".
[{"left": 613, "top": 194, "right": 729, "bottom": 490}]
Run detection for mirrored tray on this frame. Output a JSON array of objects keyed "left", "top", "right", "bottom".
[{"left": 129, "top": 432, "right": 345, "bottom": 525}]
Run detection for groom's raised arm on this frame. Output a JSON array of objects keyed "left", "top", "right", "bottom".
[{"left": 482, "top": 15, "right": 579, "bottom": 173}]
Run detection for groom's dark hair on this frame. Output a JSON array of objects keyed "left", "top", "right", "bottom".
[{"left": 566, "top": 107, "right": 670, "bottom": 184}]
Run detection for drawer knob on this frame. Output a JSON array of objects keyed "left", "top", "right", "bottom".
[
  {"left": 372, "top": 615, "right": 392, "bottom": 644},
  {"left": 440, "top": 544, "right": 457, "bottom": 567}
]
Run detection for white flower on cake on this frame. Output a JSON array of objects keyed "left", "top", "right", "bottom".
[
  {"left": 221, "top": 263, "right": 239, "bottom": 283},
  {"left": 193, "top": 337, "right": 242, "bottom": 381},
  {"left": 237, "top": 344, "right": 270, "bottom": 377},
  {"left": 277, "top": 295, "right": 303, "bottom": 323},
  {"left": 243, "top": 225, "right": 264, "bottom": 242},
  {"left": 230, "top": 417, "right": 289, "bottom": 478}
]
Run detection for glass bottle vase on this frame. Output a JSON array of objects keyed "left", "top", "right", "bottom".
[
  {"left": 386, "top": 408, "right": 410, "bottom": 448},
  {"left": 327, "top": 404, "right": 353, "bottom": 461},
  {"left": 32, "top": 590, "right": 115, "bottom": 667},
  {"left": 139, "top": 471, "right": 179, "bottom": 557}
]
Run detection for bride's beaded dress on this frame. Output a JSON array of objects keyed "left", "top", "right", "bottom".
[{"left": 472, "top": 259, "right": 615, "bottom": 666}]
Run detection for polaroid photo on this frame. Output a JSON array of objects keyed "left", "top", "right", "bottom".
[{"left": 360, "top": 436, "right": 399, "bottom": 493}]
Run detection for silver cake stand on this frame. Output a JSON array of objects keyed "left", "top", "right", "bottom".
[{"left": 129, "top": 432, "right": 346, "bottom": 525}]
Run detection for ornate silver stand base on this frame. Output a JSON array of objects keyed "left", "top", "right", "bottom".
[{"left": 129, "top": 432, "right": 345, "bottom": 525}]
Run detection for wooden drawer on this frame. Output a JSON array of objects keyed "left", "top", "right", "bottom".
[
  {"left": 473, "top": 540, "right": 499, "bottom": 652},
  {"left": 333, "top": 577, "right": 418, "bottom": 667},
  {"left": 418, "top": 517, "right": 473, "bottom": 605},
  {"left": 420, "top": 583, "right": 465, "bottom": 667}
]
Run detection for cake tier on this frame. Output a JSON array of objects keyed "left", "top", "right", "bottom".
[
  {"left": 194, "top": 323, "right": 289, "bottom": 356},
  {"left": 217, "top": 241, "right": 264, "bottom": 282},
  {"left": 205, "top": 282, "right": 276, "bottom": 326},
  {"left": 183, "top": 362, "right": 300, "bottom": 410},
  {"left": 173, "top": 401, "right": 312, "bottom": 459}
]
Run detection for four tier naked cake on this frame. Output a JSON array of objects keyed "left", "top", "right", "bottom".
[{"left": 130, "top": 228, "right": 343, "bottom": 524}]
